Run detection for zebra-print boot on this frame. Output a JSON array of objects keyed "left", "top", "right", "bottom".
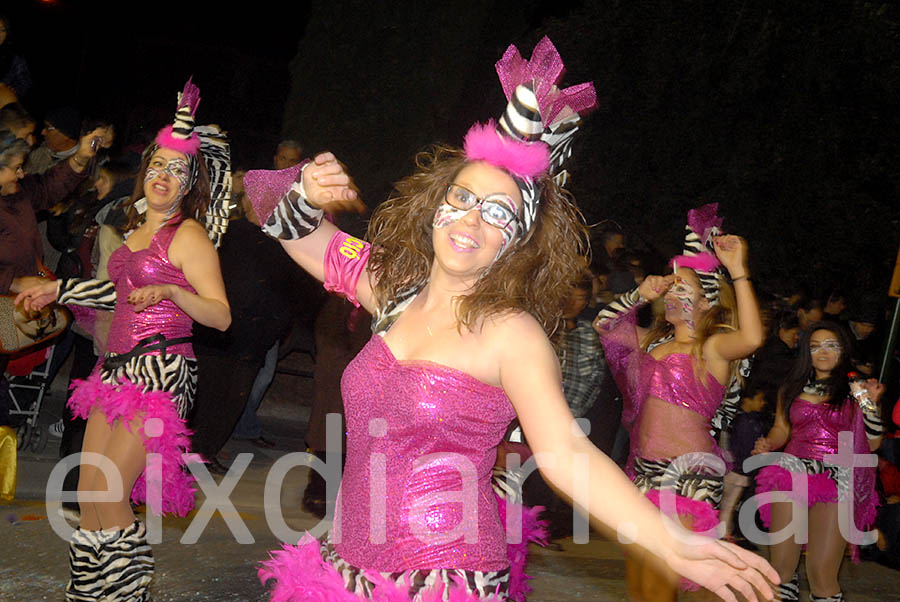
[
  {"left": 65, "top": 527, "right": 112, "bottom": 601},
  {"left": 775, "top": 573, "right": 800, "bottom": 601},
  {"left": 809, "top": 593, "right": 843, "bottom": 602},
  {"left": 98, "top": 521, "right": 154, "bottom": 601}
]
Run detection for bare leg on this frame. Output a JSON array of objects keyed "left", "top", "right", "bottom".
[
  {"left": 77, "top": 409, "right": 114, "bottom": 531},
  {"left": 805, "top": 502, "right": 845, "bottom": 598},
  {"left": 91, "top": 416, "right": 148, "bottom": 530},
  {"left": 767, "top": 500, "right": 804, "bottom": 600}
]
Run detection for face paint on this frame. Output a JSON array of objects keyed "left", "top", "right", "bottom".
[
  {"left": 145, "top": 157, "right": 191, "bottom": 203},
  {"left": 432, "top": 201, "right": 518, "bottom": 261},
  {"left": 665, "top": 276, "right": 697, "bottom": 330}
]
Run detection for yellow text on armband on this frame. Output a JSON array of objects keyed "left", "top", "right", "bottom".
[{"left": 338, "top": 236, "right": 366, "bottom": 260}]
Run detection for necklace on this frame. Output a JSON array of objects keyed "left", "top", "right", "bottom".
[{"left": 802, "top": 377, "right": 830, "bottom": 397}]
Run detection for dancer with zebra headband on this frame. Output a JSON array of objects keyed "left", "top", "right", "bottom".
[
  {"left": 17, "top": 79, "right": 232, "bottom": 601},
  {"left": 594, "top": 203, "right": 766, "bottom": 601},
  {"left": 752, "top": 322, "right": 882, "bottom": 602},
  {"left": 247, "top": 38, "right": 776, "bottom": 602}
]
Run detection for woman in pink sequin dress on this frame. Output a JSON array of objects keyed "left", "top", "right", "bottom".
[
  {"left": 246, "top": 38, "right": 777, "bottom": 602},
  {"left": 752, "top": 323, "right": 882, "bottom": 602},
  {"left": 19, "top": 82, "right": 231, "bottom": 601}
]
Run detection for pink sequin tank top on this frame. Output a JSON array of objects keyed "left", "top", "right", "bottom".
[
  {"left": 784, "top": 398, "right": 858, "bottom": 461},
  {"left": 334, "top": 335, "right": 517, "bottom": 572},
  {"left": 105, "top": 223, "right": 195, "bottom": 357},
  {"left": 646, "top": 354, "right": 725, "bottom": 419}
]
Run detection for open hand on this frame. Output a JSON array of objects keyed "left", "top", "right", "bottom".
[
  {"left": 666, "top": 534, "right": 778, "bottom": 602},
  {"left": 15, "top": 279, "right": 59, "bottom": 313},
  {"left": 128, "top": 284, "right": 174, "bottom": 312},
  {"left": 302, "top": 152, "right": 366, "bottom": 215}
]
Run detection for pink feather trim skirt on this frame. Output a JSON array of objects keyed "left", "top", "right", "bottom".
[
  {"left": 67, "top": 372, "right": 199, "bottom": 517},
  {"left": 259, "top": 496, "right": 548, "bottom": 602}
]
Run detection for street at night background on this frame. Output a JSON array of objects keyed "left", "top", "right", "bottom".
[{"left": 7, "top": 0, "right": 900, "bottom": 295}]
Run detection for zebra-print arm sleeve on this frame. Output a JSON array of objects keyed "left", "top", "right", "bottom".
[
  {"left": 862, "top": 406, "right": 884, "bottom": 439},
  {"left": 710, "top": 356, "right": 752, "bottom": 437},
  {"left": 592, "top": 287, "right": 645, "bottom": 331},
  {"left": 261, "top": 177, "right": 325, "bottom": 241},
  {"left": 58, "top": 278, "right": 117, "bottom": 310}
]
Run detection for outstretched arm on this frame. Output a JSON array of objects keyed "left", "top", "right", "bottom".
[
  {"left": 497, "top": 314, "right": 777, "bottom": 602},
  {"left": 248, "top": 153, "right": 376, "bottom": 313}
]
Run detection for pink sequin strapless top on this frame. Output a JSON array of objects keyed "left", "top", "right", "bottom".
[
  {"left": 105, "top": 224, "right": 195, "bottom": 357},
  {"left": 784, "top": 398, "right": 858, "bottom": 461},
  {"left": 334, "top": 334, "right": 516, "bottom": 572},
  {"left": 647, "top": 353, "right": 725, "bottom": 419}
]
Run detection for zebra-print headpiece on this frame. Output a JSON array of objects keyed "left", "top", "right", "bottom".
[
  {"left": 670, "top": 203, "right": 724, "bottom": 306},
  {"left": 149, "top": 79, "right": 233, "bottom": 248},
  {"left": 463, "top": 36, "right": 596, "bottom": 236}
]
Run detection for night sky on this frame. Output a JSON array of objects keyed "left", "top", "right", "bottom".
[{"left": 5, "top": 0, "right": 899, "bottom": 300}]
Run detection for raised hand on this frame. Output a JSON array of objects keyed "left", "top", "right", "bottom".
[
  {"left": 302, "top": 152, "right": 366, "bottom": 215},
  {"left": 713, "top": 235, "right": 749, "bottom": 277},
  {"left": 637, "top": 274, "right": 675, "bottom": 302}
]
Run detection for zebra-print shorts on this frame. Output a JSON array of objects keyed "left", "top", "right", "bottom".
[
  {"left": 775, "top": 455, "right": 850, "bottom": 502},
  {"left": 318, "top": 536, "right": 511, "bottom": 601},
  {"left": 99, "top": 352, "right": 198, "bottom": 420},
  {"left": 632, "top": 455, "right": 725, "bottom": 507}
]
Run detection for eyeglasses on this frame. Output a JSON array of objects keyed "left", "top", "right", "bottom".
[
  {"left": 445, "top": 184, "right": 519, "bottom": 230},
  {"left": 810, "top": 340, "right": 841, "bottom": 354}
]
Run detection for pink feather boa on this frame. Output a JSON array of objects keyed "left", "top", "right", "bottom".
[
  {"left": 68, "top": 373, "right": 199, "bottom": 517},
  {"left": 155, "top": 124, "right": 201, "bottom": 155},
  {"left": 463, "top": 121, "right": 549, "bottom": 179},
  {"left": 259, "top": 496, "right": 548, "bottom": 602},
  {"left": 669, "top": 253, "right": 721, "bottom": 273}
]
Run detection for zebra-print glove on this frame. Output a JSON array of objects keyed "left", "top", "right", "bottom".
[
  {"left": 261, "top": 173, "right": 325, "bottom": 240},
  {"left": 59, "top": 278, "right": 116, "bottom": 311},
  {"left": 592, "top": 286, "right": 645, "bottom": 331}
]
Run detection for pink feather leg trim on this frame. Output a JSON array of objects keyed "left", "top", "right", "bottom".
[
  {"left": 68, "top": 373, "right": 199, "bottom": 516},
  {"left": 496, "top": 495, "right": 549, "bottom": 602},
  {"left": 155, "top": 124, "right": 202, "bottom": 155},
  {"left": 464, "top": 121, "right": 550, "bottom": 179}
]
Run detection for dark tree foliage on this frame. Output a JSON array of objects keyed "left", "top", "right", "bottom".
[{"left": 284, "top": 0, "right": 899, "bottom": 300}]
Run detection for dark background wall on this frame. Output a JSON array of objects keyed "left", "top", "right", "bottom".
[{"left": 5, "top": 0, "right": 899, "bottom": 299}]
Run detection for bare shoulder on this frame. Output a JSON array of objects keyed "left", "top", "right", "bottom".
[
  {"left": 483, "top": 310, "right": 554, "bottom": 360},
  {"left": 169, "top": 219, "right": 216, "bottom": 267}
]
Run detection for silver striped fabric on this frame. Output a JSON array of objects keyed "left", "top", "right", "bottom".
[
  {"left": 809, "top": 592, "right": 843, "bottom": 602},
  {"left": 775, "top": 573, "right": 800, "bottom": 601},
  {"left": 711, "top": 356, "right": 752, "bottom": 436},
  {"left": 592, "top": 287, "right": 644, "bottom": 330},
  {"left": 66, "top": 522, "right": 153, "bottom": 602},
  {"left": 99, "top": 353, "right": 198, "bottom": 419}
]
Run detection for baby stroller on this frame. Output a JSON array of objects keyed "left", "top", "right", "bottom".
[{"left": 6, "top": 344, "right": 57, "bottom": 453}]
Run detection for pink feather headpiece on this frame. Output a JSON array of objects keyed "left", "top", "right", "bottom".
[{"left": 463, "top": 120, "right": 549, "bottom": 179}]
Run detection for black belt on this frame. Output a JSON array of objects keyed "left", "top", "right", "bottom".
[{"left": 103, "top": 333, "right": 192, "bottom": 370}]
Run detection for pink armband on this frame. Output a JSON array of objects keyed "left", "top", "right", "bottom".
[{"left": 323, "top": 231, "right": 371, "bottom": 307}]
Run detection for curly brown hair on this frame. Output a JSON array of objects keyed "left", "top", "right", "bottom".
[
  {"left": 121, "top": 147, "right": 211, "bottom": 234},
  {"left": 366, "top": 145, "right": 590, "bottom": 334}
]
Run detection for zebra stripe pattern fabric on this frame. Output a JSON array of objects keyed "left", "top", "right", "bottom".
[
  {"left": 592, "top": 287, "right": 644, "bottom": 331},
  {"left": 632, "top": 456, "right": 725, "bottom": 507},
  {"left": 319, "top": 536, "right": 511, "bottom": 601},
  {"left": 863, "top": 407, "right": 884, "bottom": 439},
  {"left": 776, "top": 455, "right": 851, "bottom": 501},
  {"left": 262, "top": 180, "right": 325, "bottom": 241},
  {"left": 195, "top": 124, "right": 233, "bottom": 248},
  {"left": 681, "top": 223, "right": 723, "bottom": 306},
  {"left": 99, "top": 353, "right": 198, "bottom": 419},
  {"left": 775, "top": 573, "right": 800, "bottom": 601},
  {"left": 59, "top": 278, "right": 117, "bottom": 311},
  {"left": 809, "top": 592, "right": 843, "bottom": 602},
  {"left": 66, "top": 522, "right": 153, "bottom": 602},
  {"left": 710, "top": 356, "right": 752, "bottom": 435}
]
